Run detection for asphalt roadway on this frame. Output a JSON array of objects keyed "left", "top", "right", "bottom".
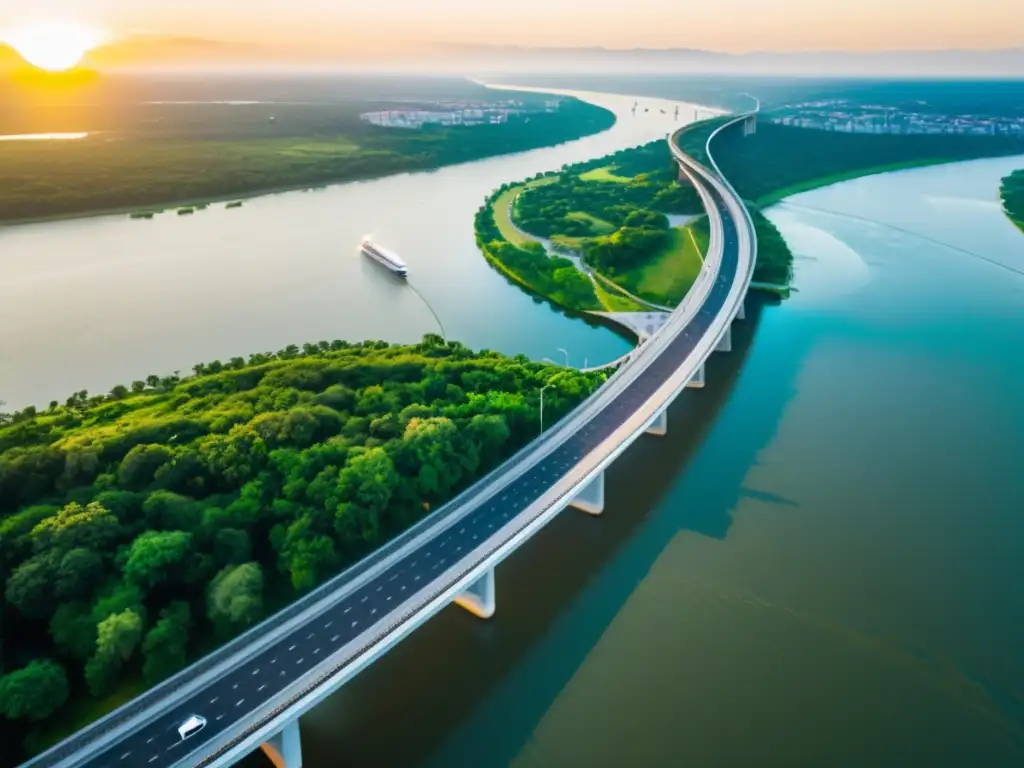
[{"left": 57, "top": 185, "right": 742, "bottom": 768}]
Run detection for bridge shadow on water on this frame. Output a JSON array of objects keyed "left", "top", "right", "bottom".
[{"left": 242, "top": 296, "right": 809, "bottom": 768}]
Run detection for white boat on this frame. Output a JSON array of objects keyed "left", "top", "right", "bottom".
[{"left": 360, "top": 238, "right": 408, "bottom": 277}]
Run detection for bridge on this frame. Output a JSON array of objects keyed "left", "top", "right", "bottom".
[{"left": 25, "top": 104, "right": 759, "bottom": 768}]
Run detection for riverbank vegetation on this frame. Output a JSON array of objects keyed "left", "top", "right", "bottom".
[
  {"left": 711, "top": 122, "right": 1024, "bottom": 205},
  {"left": 1000, "top": 169, "right": 1024, "bottom": 233},
  {"left": 0, "top": 76, "right": 615, "bottom": 224},
  {"left": 0, "top": 337, "right": 605, "bottom": 758},
  {"left": 476, "top": 139, "right": 712, "bottom": 312}
]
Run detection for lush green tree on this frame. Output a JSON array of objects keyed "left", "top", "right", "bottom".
[
  {"left": 50, "top": 602, "right": 98, "bottom": 661},
  {"left": 213, "top": 528, "right": 252, "bottom": 566},
  {"left": 142, "top": 602, "right": 191, "bottom": 685},
  {"left": 85, "top": 609, "right": 143, "bottom": 697},
  {"left": 0, "top": 660, "right": 69, "bottom": 721},
  {"left": 30, "top": 500, "right": 122, "bottom": 554},
  {"left": 277, "top": 515, "right": 339, "bottom": 592},
  {"left": 118, "top": 444, "right": 175, "bottom": 491},
  {"left": 207, "top": 562, "right": 263, "bottom": 638},
  {"left": 123, "top": 530, "right": 193, "bottom": 590},
  {"left": 55, "top": 547, "right": 105, "bottom": 601}
]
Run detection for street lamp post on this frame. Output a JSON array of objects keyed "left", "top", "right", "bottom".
[
  {"left": 539, "top": 373, "right": 566, "bottom": 434},
  {"left": 556, "top": 347, "right": 569, "bottom": 367}
]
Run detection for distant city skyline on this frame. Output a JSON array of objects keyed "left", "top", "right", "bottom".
[{"left": 1, "top": 0, "right": 1022, "bottom": 55}]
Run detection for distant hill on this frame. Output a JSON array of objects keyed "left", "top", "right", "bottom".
[
  {"left": 435, "top": 43, "right": 1024, "bottom": 77},
  {"left": 0, "top": 43, "right": 25, "bottom": 72},
  {"left": 82, "top": 35, "right": 273, "bottom": 71}
]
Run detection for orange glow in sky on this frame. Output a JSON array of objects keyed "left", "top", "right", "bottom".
[{"left": 0, "top": 1, "right": 1020, "bottom": 55}]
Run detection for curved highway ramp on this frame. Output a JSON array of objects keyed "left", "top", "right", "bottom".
[{"left": 25, "top": 107, "right": 759, "bottom": 768}]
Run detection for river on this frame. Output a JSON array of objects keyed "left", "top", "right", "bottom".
[
  {"left": 270, "top": 155, "right": 1024, "bottom": 767},
  {"left": 0, "top": 91, "right": 701, "bottom": 411}
]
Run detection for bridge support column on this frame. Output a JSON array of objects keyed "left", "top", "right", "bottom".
[
  {"left": 736, "top": 300, "right": 745, "bottom": 321},
  {"left": 570, "top": 472, "right": 605, "bottom": 516},
  {"left": 454, "top": 568, "right": 496, "bottom": 619},
  {"left": 743, "top": 114, "right": 757, "bottom": 136},
  {"left": 261, "top": 720, "right": 302, "bottom": 768},
  {"left": 716, "top": 325, "right": 733, "bottom": 353},
  {"left": 645, "top": 408, "right": 668, "bottom": 436},
  {"left": 686, "top": 364, "right": 706, "bottom": 389}
]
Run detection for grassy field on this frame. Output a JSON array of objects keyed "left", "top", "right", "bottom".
[
  {"left": 592, "top": 279, "right": 648, "bottom": 312},
  {"left": 579, "top": 165, "right": 634, "bottom": 183},
  {"left": 566, "top": 210, "right": 617, "bottom": 234},
  {"left": 491, "top": 177, "right": 560, "bottom": 246},
  {"left": 609, "top": 226, "right": 704, "bottom": 306}
]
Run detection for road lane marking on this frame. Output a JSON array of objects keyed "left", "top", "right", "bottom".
[
  {"left": 351, "top": 620, "right": 359, "bottom": 628},
  {"left": 252, "top": 668, "right": 259, "bottom": 675},
  {"left": 210, "top": 697, "right": 219, "bottom": 704},
  {"left": 236, "top": 699, "right": 245, "bottom": 707},
  {"left": 149, "top": 756, "right": 159, "bottom": 763},
  {"left": 288, "top": 644, "right": 296, "bottom": 651},
  {"left": 344, "top": 606, "right": 352, "bottom": 614},
  {"left": 324, "top": 620, "right": 332, "bottom": 628},
  {"left": 120, "top": 752, "right": 131, "bottom": 760},
  {"left": 361, "top": 596, "right": 369, "bottom": 603},
  {"left": 296, "top": 658, "right": 304, "bottom": 665},
  {"left": 313, "top": 647, "right": 321, "bottom": 654},
  {"left": 258, "top": 684, "right": 267, "bottom": 692}
]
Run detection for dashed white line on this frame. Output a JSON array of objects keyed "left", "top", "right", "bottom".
[
  {"left": 146, "top": 737, "right": 155, "bottom": 745},
  {"left": 258, "top": 684, "right": 267, "bottom": 692},
  {"left": 306, "top": 632, "right": 314, "bottom": 640},
  {"left": 351, "top": 620, "right": 359, "bottom": 628},
  {"left": 149, "top": 755, "right": 159, "bottom": 763},
  {"left": 210, "top": 697, "right": 219, "bottom": 704},
  {"left": 324, "top": 620, "right": 333, "bottom": 628},
  {"left": 251, "top": 668, "right": 259, "bottom": 675},
  {"left": 232, "top": 683, "right": 238, "bottom": 690},
  {"left": 344, "top": 606, "right": 352, "bottom": 614},
  {"left": 361, "top": 596, "right": 369, "bottom": 603},
  {"left": 331, "top": 634, "right": 340, "bottom": 642},
  {"left": 370, "top": 608, "right": 377, "bottom": 615},
  {"left": 120, "top": 752, "right": 131, "bottom": 761},
  {"left": 236, "top": 698, "right": 245, "bottom": 707},
  {"left": 288, "top": 644, "right": 297, "bottom": 651},
  {"left": 313, "top": 647, "right": 321, "bottom": 655},
  {"left": 217, "top": 713, "right": 225, "bottom": 721},
  {"left": 388, "top": 573, "right": 398, "bottom": 582}
]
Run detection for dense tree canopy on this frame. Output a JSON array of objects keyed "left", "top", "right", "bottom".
[
  {"left": 1001, "top": 169, "right": 1024, "bottom": 233},
  {"left": 0, "top": 337, "right": 604, "bottom": 758}
]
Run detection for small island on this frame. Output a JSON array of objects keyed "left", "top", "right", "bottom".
[
  {"left": 474, "top": 132, "right": 794, "bottom": 315},
  {"left": 1000, "top": 169, "right": 1024, "bottom": 233},
  {"left": 0, "top": 336, "right": 605, "bottom": 754}
]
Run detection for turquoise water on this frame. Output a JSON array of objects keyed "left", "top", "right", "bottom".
[{"left": 287, "top": 155, "right": 1024, "bottom": 767}]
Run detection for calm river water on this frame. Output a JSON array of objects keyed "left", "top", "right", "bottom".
[
  {"left": 0, "top": 90, "right": 700, "bottom": 410},
  {"left": 278, "top": 155, "right": 1023, "bottom": 767}
]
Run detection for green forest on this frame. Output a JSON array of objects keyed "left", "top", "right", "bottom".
[
  {"left": 1000, "top": 169, "right": 1024, "bottom": 233},
  {"left": 0, "top": 95, "right": 615, "bottom": 223},
  {"left": 0, "top": 337, "right": 605, "bottom": 759},
  {"left": 711, "top": 122, "right": 1024, "bottom": 205}
]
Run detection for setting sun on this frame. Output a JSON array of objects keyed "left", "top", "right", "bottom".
[{"left": 5, "top": 22, "right": 104, "bottom": 72}]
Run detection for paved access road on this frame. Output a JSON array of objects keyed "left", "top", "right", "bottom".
[{"left": 52, "top": 178, "right": 742, "bottom": 768}]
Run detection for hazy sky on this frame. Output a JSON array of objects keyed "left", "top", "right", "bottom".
[{"left": 2, "top": 0, "right": 1022, "bottom": 53}]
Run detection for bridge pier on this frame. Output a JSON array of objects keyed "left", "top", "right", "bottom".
[
  {"left": 453, "top": 568, "right": 496, "bottom": 619},
  {"left": 743, "top": 114, "right": 757, "bottom": 136},
  {"left": 736, "top": 299, "right": 745, "bottom": 321},
  {"left": 686, "top": 364, "right": 706, "bottom": 389},
  {"left": 645, "top": 408, "right": 668, "bottom": 436},
  {"left": 716, "top": 325, "right": 733, "bottom": 353},
  {"left": 261, "top": 720, "right": 302, "bottom": 768},
  {"left": 570, "top": 472, "right": 605, "bottom": 516}
]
